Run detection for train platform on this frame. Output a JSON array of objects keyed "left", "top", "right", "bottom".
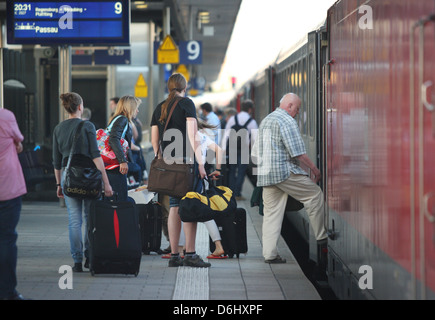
[{"left": 14, "top": 181, "right": 321, "bottom": 302}]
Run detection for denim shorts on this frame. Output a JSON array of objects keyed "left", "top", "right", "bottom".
[{"left": 169, "top": 196, "right": 181, "bottom": 208}]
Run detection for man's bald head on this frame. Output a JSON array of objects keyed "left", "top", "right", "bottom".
[{"left": 279, "top": 93, "right": 301, "bottom": 118}]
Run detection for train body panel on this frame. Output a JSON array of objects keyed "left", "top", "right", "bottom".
[
  {"left": 326, "top": 0, "right": 435, "bottom": 299},
  {"left": 235, "top": 0, "right": 435, "bottom": 299}
]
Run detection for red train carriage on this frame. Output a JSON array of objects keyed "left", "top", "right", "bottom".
[{"left": 325, "top": 0, "right": 435, "bottom": 299}]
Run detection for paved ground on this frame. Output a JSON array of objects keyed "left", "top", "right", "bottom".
[{"left": 14, "top": 180, "right": 320, "bottom": 301}]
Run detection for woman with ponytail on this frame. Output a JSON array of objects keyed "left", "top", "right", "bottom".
[{"left": 150, "top": 73, "right": 210, "bottom": 268}]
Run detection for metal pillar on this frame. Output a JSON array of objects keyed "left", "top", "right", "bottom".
[{"left": 58, "top": 45, "right": 72, "bottom": 122}]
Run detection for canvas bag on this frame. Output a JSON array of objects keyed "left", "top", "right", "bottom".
[{"left": 147, "top": 98, "right": 194, "bottom": 198}]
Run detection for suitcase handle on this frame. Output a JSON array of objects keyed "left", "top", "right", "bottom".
[{"left": 102, "top": 191, "right": 119, "bottom": 202}]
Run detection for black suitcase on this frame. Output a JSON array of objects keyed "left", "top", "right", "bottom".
[
  {"left": 210, "top": 208, "right": 248, "bottom": 258},
  {"left": 88, "top": 198, "right": 142, "bottom": 276},
  {"left": 137, "top": 202, "right": 163, "bottom": 255}
]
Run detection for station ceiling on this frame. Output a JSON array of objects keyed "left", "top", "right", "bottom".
[
  {"left": 133, "top": 0, "right": 242, "bottom": 90},
  {"left": 0, "top": 0, "right": 242, "bottom": 91}
]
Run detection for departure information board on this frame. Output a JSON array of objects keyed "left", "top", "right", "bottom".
[{"left": 7, "top": 1, "right": 130, "bottom": 45}]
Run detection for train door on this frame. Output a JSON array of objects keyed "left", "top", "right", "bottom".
[{"left": 411, "top": 12, "right": 435, "bottom": 300}]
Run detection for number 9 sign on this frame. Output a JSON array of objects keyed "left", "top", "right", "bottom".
[{"left": 180, "top": 40, "right": 202, "bottom": 64}]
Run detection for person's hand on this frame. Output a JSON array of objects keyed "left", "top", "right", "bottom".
[
  {"left": 119, "top": 162, "right": 128, "bottom": 175},
  {"left": 198, "top": 164, "right": 207, "bottom": 179},
  {"left": 104, "top": 183, "right": 114, "bottom": 197},
  {"left": 312, "top": 167, "right": 321, "bottom": 183},
  {"left": 15, "top": 141, "right": 23, "bottom": 154},
  {"left": 56, "top": 185, "right": 64, "bottom": 199},
  {"left": 208, "top": 170, "right": 221, "bottom": 181}
]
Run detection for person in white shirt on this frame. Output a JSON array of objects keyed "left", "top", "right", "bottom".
[
  {"left": 200, "top": 102, "right": 221, "bottom": 145},
  {"left": 222, "top": 100, "right": 258, "bottom": 199}
]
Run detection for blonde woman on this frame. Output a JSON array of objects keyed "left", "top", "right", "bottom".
[{"left": 106, "top": 95, "right": 142, "bottom": 201}]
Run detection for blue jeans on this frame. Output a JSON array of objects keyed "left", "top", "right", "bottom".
[
  {"left": 107, "top": 170, "right": 128, "bottom": 202},
  {"left": 63, "top": 194, "right": 91, "bottom": 264},
  {"left": 228, "top": 155, "right": 248, "bottom": 197},
  {"left": 0, "top": 196, "right": 21, "bottom": 298}
]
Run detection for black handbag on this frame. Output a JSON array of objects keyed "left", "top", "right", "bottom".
[
  {"left": 178, "top": 178, "right": 237, "bottom": 222},
  {"left": 63, "top": 121, "right": 102, "bottom": 199},
  {"left": 147, "top": 98, "right": 194, "bottom": 198}
]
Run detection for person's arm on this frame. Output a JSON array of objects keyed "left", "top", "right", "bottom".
[
  {"left": 54, "top": 168, "right": 63, "bottom": 198},
  {"left": 207, "top": 142, "right": 224, "bottom": 180},
  {"left": 187, "top": 118, "right": 206, "bottom": 179},
  {"left": 108, "top": 116, "right": 129, "bottom": 175},
  {"left": 296, "top": 154, "right": 321, "bottom": 183},
  {"left": 151, "top": 125, "right": 161, "bottom": 158}
]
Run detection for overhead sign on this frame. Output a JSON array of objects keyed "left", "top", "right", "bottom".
[
  {"left": 6, "top": 1, "right": 130, "bottom": 45},
  {"left": 157, "top": 35, "right": 179, "bottom": 64},
  {"left": 72, "top": 48, "right": 131, "bottom": 65},
  {"left": 134, "top": 73, "right": 148, "bottom": 98},
  {"left": 154, "top": 39, "right": 202, "bottom": 65}
]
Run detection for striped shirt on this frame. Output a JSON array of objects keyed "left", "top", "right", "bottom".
[{"left": 252, "top": 108, "right": 307, "bottom": 187}]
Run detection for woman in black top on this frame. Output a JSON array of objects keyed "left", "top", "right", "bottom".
[
  {"left": 53, "top": 92, "right": 113, "bottom": 272},
  {"left": 106, "top": 95, "right": 142, "bottom": 201},
  {"left": 151, "top": 73, "right": 209, "bottom": 268}
]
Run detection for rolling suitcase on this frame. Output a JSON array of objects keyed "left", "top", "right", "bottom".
[
  {"left": 137, "top": 202, "right": 163, "bottom": 255},
  {"left": 210, "top": 208, "right": 248, "bottom": 258},
  {"left": 88, "top": 197, "right": 142, "bottom": 276}
]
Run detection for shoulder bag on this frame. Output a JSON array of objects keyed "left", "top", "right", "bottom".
[
  {"left": 63, "top": 121, "right": 103, "bottom": 199},
  {"left": 96, "top": 115, "right": 129, "bottom": 170},
  {"left": 147, "top": 98, "right": 194, "bottom": 198}
]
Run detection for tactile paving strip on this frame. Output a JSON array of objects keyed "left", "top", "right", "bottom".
[{"left": 172, "top": 223, "right": 210, "bottom": 300}]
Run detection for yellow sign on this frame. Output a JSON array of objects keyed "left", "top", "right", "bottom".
[
  {"left": 176, "top": 64, "right": 189, "bottom": 82},
  {"left": 157, "top": 35, "right": 179, "bottom": 64},
  {"left": 134, "top": 73, "right": 148, "bottom": 98}
]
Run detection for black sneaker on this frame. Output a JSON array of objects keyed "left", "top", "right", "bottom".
[
  {"left": 2, "top": 291, "right": 30, "bottom": 300},
  {"left": 168, "top": 255, "right": 184, "bottom": 267},
  {"left": 72, "top": 262, "right": 83, "bottom": 272},
  {"left": 264, "top": 255, "right": 286, "bottom": 264},
  {"left": 183, "top": 254, "right": 211, "bottom": 268}
]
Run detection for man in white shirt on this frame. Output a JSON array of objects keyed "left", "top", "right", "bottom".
[
  {"left": 222, "top": 100, "right": 258, "bottom": 199},
  {"left": 200, "top": 103, "right": 221, "bottom": 145}
]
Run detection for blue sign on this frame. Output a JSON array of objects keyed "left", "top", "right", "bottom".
[
  {"left": 7, "top": 1, "right": 130, "bottom": 45},
  {"left": 154, "top": 40, "right": 202, "bottom": 65}
]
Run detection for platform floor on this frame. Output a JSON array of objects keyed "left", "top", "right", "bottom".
[{"left": 14, "top": 181, "right": 321, "bottom": 301}]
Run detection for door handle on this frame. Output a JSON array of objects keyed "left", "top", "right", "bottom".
[
  {"left": 422, "top": 80, "right": 434, "bottom": 112},
  {"left": 423, "top": 192, "right": 435, "bottom": 223}
]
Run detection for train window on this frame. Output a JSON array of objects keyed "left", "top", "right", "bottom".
[
  {"left": 303, "top": 57, "right": 307, "bottom": 136},
  {"left": 309, "top": 53, "right": 315, "bottom": 139}
]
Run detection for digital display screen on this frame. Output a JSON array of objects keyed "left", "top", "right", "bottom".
[{"left": 7, "top": 1, "right": 130, "bottom": 45}]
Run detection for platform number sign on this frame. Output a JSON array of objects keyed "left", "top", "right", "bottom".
[
  {"left": 155, "top": 40, "right": 202, "bottom": 65},
  {"left": 180, "top": 40, "right": 202, "bottom": 64}
]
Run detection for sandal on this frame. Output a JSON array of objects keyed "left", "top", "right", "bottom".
[{"left": 206, "top": 254, "right": 229, "bottom": 259}]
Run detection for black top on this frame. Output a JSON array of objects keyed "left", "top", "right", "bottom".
[
  {"left": 150, "top": 97, "right": 197, "bottom": 159},
  {"left": 107, "top": 115, "right": 133, "bottom": 164}
]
